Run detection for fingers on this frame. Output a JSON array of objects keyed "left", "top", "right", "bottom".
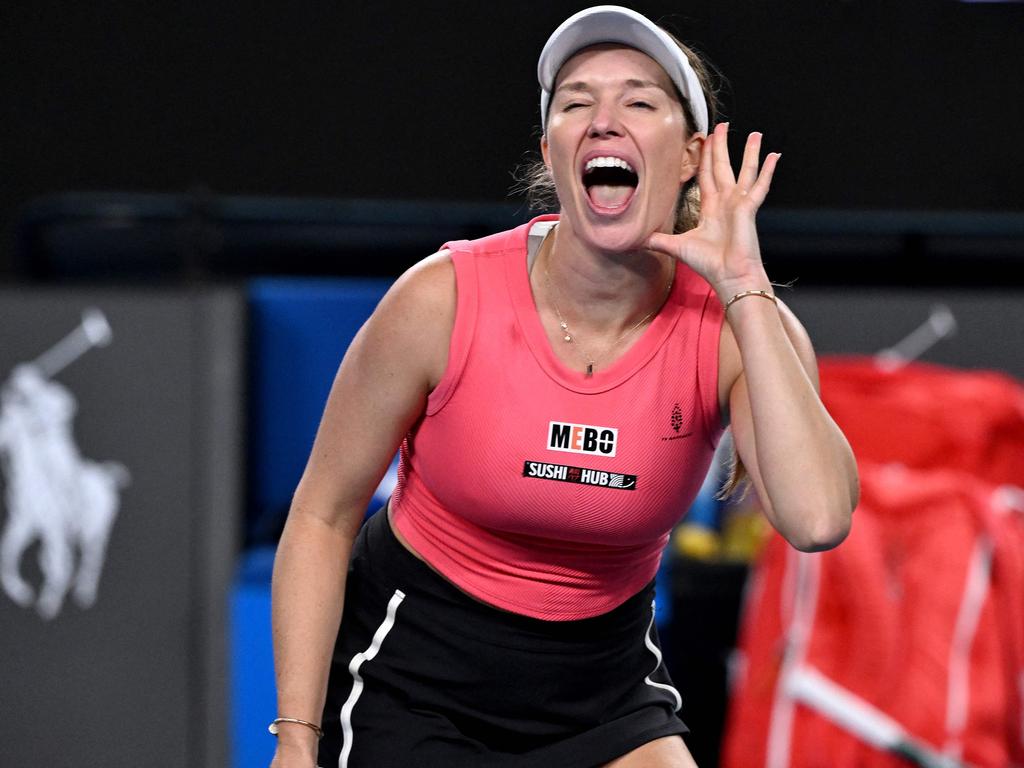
[
  {"left": 697, "top": 130, "right": 716, "bottom": 197},
  {"left": 736, "top": 132, "right": 762, "bottom": 195},
  {"left": 747, "top": 151, "right": 781, "bottom": 207},
  {"left": 711, "top": 122, "right": 734, "bottom": 191},
  {"left": 697, "top": 123, "right": 780, "bottom": 209}
]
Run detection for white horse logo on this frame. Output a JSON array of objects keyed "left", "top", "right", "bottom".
[{"left": 0, "top": 309, "right": 129, "bottom": 620}]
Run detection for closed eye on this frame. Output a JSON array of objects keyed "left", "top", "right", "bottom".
[{"left": 629, "top": 101, "right": 655, "bottom": 110}]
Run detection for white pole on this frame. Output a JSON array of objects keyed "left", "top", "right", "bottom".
[{"left": 32, "top": 308, "right": 113, "bottom": 379}]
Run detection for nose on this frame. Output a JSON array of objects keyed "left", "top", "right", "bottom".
[{"left": 588, "top": 101, "right": 623, "bottom": 138}]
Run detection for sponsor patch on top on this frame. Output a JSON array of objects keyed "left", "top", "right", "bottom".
[
  {"left": 523, "top": 460, "right": 637, "bottom": 491},
  {"left": 548, "top": 421, "right": 617, "bottom": 457}
]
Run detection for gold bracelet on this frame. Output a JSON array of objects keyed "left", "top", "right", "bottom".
[
  {"left": 724, "top": 289, "right": 777, "bottom": 312},
  {"left": 268, "top": 717, "right": 324, "bottom": 739}
]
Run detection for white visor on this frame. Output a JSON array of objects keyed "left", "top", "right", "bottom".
[{"left": 537, "top": 5, "right": 709, "bottom": 135}]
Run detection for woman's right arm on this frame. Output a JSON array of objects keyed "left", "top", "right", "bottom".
[{"left": 269, "top": 252, "right": 455, "bottom": 767}]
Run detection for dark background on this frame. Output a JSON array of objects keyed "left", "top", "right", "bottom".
[{"left": 3, "top": 0, "right": 1022, "bottom": 278}]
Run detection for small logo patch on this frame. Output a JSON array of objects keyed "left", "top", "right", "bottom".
[
  {"left": 523, "top": 460, "right": 637, "bottom": 490},
  {"left": 661, "top": 402, "right": 692, "bottom": 441},
  {"left": 548, "top": 421, "right": 617, "bottom": 457},
  {"left": 671, "top": 403, "right": 683, "bottom": 433}
]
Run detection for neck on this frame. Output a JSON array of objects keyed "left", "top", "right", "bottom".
[{"left": 536, "top": 224, "right": 675, "bottom": 336}]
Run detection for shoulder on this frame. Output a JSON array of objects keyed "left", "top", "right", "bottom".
[
  {"left": 383, "top": 249, "right": 456, "bottom": 318},
  {"left": 380, "top": 220, "right": 528, "bottom": 341},
  {"left": 365, "top": 220, "right": 530, "bottom": 388},
  {"left": 368, "top": 250, "right": 456, "bottom": 391}
]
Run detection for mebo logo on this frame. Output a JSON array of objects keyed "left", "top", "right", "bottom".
[{"left": 548, "top": 421, "right": 617, "bottom": 457}]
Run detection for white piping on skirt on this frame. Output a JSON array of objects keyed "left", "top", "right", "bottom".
[
  {"left": 644, "top": 599, "right": 683, "bottom": 712},
  {"left": 338, "top": 589, "right": 406, "bottom": 768}
]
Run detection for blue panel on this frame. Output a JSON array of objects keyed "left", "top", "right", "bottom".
[
  {"left": 247, "top": 278, "right": 393, "bottom": 542},
  {"left": 231, "top": 548, "right": 277, "bottom": 768},
  {"left": 654, "top": 554, "right": 672, "bottom": 628}
]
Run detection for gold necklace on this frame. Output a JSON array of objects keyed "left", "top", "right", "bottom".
[{"left": 542, "top": 256, "right": 672, "bottom": 377}]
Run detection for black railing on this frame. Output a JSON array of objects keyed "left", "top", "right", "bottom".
[{"left": 15, "top": 191, "right": 1024, "bottom": 286}]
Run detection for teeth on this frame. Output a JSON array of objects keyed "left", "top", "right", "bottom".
[{"left": 585, "top": 156, "right": 635, "bottom": 174}]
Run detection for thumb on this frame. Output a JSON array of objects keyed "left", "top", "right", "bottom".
[{"left": 644, "top": 231, "right": 678, "bottom": 256}]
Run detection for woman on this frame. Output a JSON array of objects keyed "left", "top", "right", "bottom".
[{"left": 270, "top": 6, "right": 858, "bottom": 767}]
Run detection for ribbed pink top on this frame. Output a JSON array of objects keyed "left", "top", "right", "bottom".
[{"left": 391, "top": 215, "right": 725, "bottom": 620}]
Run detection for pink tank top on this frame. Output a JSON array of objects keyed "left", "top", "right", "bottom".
[{"left": 391, "top": 215, "right": 725, "bottom": 620}]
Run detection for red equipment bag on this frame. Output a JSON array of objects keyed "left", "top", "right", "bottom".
[
  {"left": 722, "top": 359, "right": 1024, "bottom": 768},
  {"left": 812, "top": 358, "right": 1024, "bottom": 484}
]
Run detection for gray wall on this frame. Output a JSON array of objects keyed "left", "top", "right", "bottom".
[
  {"left": 0, "top": 289, "right": 243, "bottom": 767},
  {"left": 787, "top": 288, "right": 1024, "bottom": 381}
]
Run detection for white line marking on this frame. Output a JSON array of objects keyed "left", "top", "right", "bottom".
[
  {"left": 644, "top": 600, "right": 683, "bottom": 712},
  {"left": 339, "top": 589, "right": 405, "bottom": 768}
]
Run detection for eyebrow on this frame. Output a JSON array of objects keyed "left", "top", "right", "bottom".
[{"left": 554, "top": 78, "right": 665, "bottom": 95}]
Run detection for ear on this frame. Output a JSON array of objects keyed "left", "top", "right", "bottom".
[
  {"left": 540, "top": 134, "right": 551, "bottom": 170},
  {"left": 680, "top": 132, "right": 705, "bottom": 184}
]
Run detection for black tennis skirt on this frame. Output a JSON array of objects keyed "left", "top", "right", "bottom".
[{"left": 319, "top": 509, "right": 688, "bottom": 768}]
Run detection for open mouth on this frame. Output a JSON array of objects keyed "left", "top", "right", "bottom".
[{"left": 582, "top": 156, "right": 638, "bottom": 211}]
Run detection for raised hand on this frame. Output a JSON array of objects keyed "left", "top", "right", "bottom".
[{"left": 645, "top": 122, "right": 780, "bottom": 302}]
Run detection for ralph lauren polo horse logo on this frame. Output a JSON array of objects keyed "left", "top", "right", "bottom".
[{"left": 0, "top": 309, "right": 129, "bottom": 620}]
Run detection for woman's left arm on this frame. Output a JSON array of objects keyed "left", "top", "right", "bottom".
[
  {"left": 648, "top": 122, "right": 858, "bottom": 551},
  {"left": 718, "top": 294, "right": 858, "bottom": 551}
]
